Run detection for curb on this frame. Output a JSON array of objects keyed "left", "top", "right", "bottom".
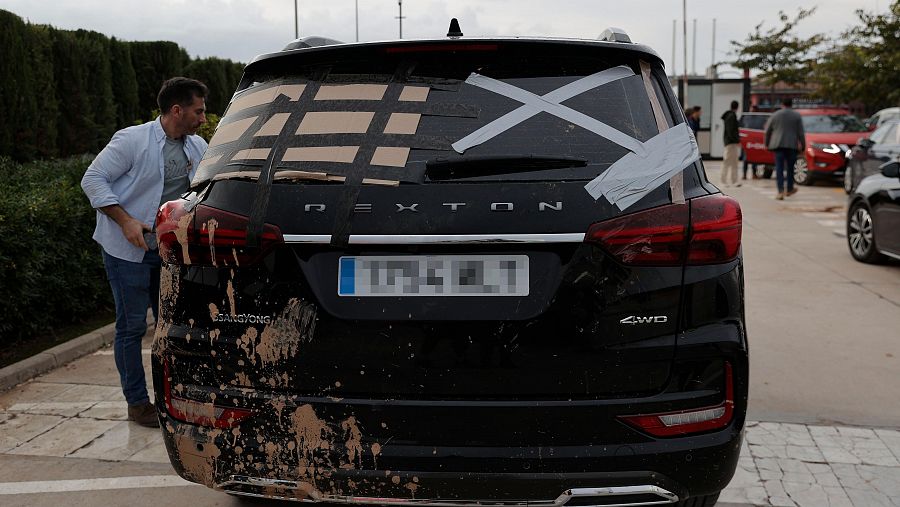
[{"left": 0, "top": 322, "right": 116, "bottom": 392}]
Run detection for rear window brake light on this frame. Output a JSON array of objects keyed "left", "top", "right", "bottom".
[{"left": 384, "top": 43, "right": 499, "bottom": 54}]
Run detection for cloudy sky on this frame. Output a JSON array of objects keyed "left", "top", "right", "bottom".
[{"left": 1, "top": 0, "right": 886, "bottom": 76}]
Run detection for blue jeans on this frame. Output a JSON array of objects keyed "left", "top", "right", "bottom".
[
  {"left": 102, "top": 248, "right": 160, "bottom": 406},
  {"left": 774, "top": 148, "right": 798, "bottom": 193}
]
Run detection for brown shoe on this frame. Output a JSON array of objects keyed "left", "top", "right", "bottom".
[
  {"left": 786, "top": 188, "right": 798, "bottom": 197},
  {"left": 775, "top": 192, "right": 784, "bottom": 200},
  {"left": 128, "top": 402, "right": 160, "bottom": 428}
]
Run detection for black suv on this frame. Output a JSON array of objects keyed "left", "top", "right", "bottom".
[{"left": 152, "top": 29, "right": 747, "bottom": 507}]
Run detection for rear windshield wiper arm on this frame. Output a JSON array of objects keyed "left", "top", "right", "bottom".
[{"left": 425, "top": 154, "right": 587, "bottom": 180}]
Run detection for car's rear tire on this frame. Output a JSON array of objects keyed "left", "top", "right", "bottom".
[
  {"left": 843, "top": 164, "right": 854, "bottom": 194},
  {"left": 847, "top": 201, "right": 886, "bottom": 264},
  {"left": 678, "top": 492, "right": 720, "bottom": 506},
  {"left": 794, "top": 158, "right": 813, "bottom": 186}
]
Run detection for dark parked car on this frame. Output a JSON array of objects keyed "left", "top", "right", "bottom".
[
  {"left": 847, "top": 160, "right": 900, "bottom": 263},
  {"left": 845, "top": 120, "right": 900, "bottom": 193},
  {"left": 152, "top": 29, "right": 748, "bottom": 507}
]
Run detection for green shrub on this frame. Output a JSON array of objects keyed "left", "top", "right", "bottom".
[
  {"left": 0, "top": 156, "right": 113, "bottom": 342},
  {"left": 196, "top": 113, "right": 220, "bottom": 143}
]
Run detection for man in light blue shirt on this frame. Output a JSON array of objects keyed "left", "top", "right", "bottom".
[{"left": 81, "top": 77, "right": 208, "bottom": 427}]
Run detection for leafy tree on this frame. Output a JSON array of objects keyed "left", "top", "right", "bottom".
[
  {"left": 730, "top": 7, "right": 825, "bottom": 88},
  {"left": 812, "top": 1, "right": 900, "bottom": 113}
]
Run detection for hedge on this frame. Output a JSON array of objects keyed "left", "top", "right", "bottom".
[{"left": 0, "top": 156, "right": 112, "bottom": 342}]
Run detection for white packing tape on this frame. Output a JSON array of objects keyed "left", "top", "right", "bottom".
[
  {"left": 451, "top": 66, "right": 645, "bottom": 156},
  {"left": 584, "top": 123, "right": 700, "bottom": 210}
]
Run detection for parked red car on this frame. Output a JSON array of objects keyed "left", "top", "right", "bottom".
[
  {"left": 740, "top": 109, "right": 871, "bottom": 185},
  {"left": 738, "top": 112, "right": 773, "bottom": 177},
  {"left": 795, "top": 108, "right": 871, "bottom": 185}
]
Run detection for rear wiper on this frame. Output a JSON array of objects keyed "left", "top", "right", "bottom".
[{"left": 425, "top": 154, "right": 587, "bottom": 180}]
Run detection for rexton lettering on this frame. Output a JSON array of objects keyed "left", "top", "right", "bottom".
[{"left": 300, "top": 202, "right": 564, "bottom": 213}]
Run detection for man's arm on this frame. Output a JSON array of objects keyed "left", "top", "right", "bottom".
[
  {"left": 99, "top": 204, "right": 150, "bottom": 250},
  {"left": 81, "top": 128, "right": 149, "bottom": 250}
]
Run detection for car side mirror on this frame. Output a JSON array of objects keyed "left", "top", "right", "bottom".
[
  {"left": 858, "top": 137, "right": 875, "bottom": 150},
  {"left": 881, "top": 161, "right": 900, "bottom": 179}
]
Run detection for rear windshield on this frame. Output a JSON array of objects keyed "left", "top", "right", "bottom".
[
  {"left": 739, "top": 114, "right": 769, "bottom": 130},
  {"left": 193, "top": 45, "right": 675, "bottom": 186},
  {"left": 802, "top": 114, "right": 867, "bottom": 134}
]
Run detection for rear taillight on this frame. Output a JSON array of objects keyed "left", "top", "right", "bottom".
[
  {"left": 163, "top": 359, "right": 254, "bottom": 429},
  {"left": 618, "top": 362, "right": 735, "bottom": 437},
  {"left": 584, "top": 194, "right": 742, "bottom": 266},
  {"left": 156, "top": 200, "right": 283, "bottom": 267},
  {"left": 686, "top": 195, "right": 742, "bottom": 264}
]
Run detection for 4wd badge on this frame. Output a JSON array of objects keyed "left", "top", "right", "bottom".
[{"left": 620, "top": 315, "right": 668, "bottom": 325}]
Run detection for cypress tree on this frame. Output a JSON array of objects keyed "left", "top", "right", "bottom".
[
  {"left": 0, "top": 10, "right": 245, "bottom": 161},
  {"left": 28, "top": 24, "right": 59, "bottom": 159},
  {"left": 75, "top": 30, "right": 116, "bottom": 152},
  {"left": 0, "top": 10, "right": 57, "bottom": 161},
  {"left": 109, "top": 37, "right": 140, "bottom": 128},
  {"left": 184, "top": 57, "right": 229, "bottom": 114},
  {"left": 130, "top": 41, "right": 190, "bottom": 118},
  {"left": 50, "top": 28, "right": 93, "bottom": 156}
]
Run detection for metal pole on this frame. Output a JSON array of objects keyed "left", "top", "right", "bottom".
[
  {"left": 355, "top": 0, "right": 359, "bottom": 42},
  {"left": 398, "top": 0, "right": 403, "bottom": 39},
  {"left": 672, "top": 20, "right": 676, "bottom": 78},
  {"left": 294, "top": 0, "right": 298, "bottom": 39},
  {"left": 711, "top": 18, "right": 716, "bottom": 77},
  {"left": 692, "top": 18, "right": 697, "bottom": 76},
  {"left": 682, "top": 0, "right": 688, "bottom": 106}
]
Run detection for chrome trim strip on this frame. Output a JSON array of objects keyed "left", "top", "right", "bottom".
[
  {"left": 217, "top": 476, "right": 678, "bottom": 506},
  {"left": 282, "top": 234, "right": 333, "bottom": 243},
  {"left": 283, "top": 233, "right": 586, "bottom": 244},
  {"left": 880, "top": 249, "right": 900, "bottom": 261}
]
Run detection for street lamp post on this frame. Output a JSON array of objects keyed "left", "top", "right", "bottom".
[
  {"left": 294, "top": 0, "right": 299, "bottom": 39},
  {"left": 396, "top": 0, "right": 405, "bottom": 39}
]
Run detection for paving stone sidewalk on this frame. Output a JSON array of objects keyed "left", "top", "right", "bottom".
[
  {"left": 1, "top": 343, "right": 899, "bottom": 506},
  {"left": 723, "top": 422, "right": 900, "bottom": 506}
]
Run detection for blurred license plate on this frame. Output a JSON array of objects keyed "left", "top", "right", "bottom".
[{"left": 338, "top": 255, "right": 529, "bottom": 297}]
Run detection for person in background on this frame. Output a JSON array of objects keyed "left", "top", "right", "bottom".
[
  {"left": 764, "top": 98, "right": 805, "bottom": 200},
  {"left": 721, "top": 100, "right": 741, "bottom": 187},
  {"left": 741, "top": 149, "right": 759, "bottom": 180},
  {"left": 687, "top": 105, "right": 701, "bottom": 136},
  {"left": 80, "top": 77, "right": 208, "bottom": 427}
]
